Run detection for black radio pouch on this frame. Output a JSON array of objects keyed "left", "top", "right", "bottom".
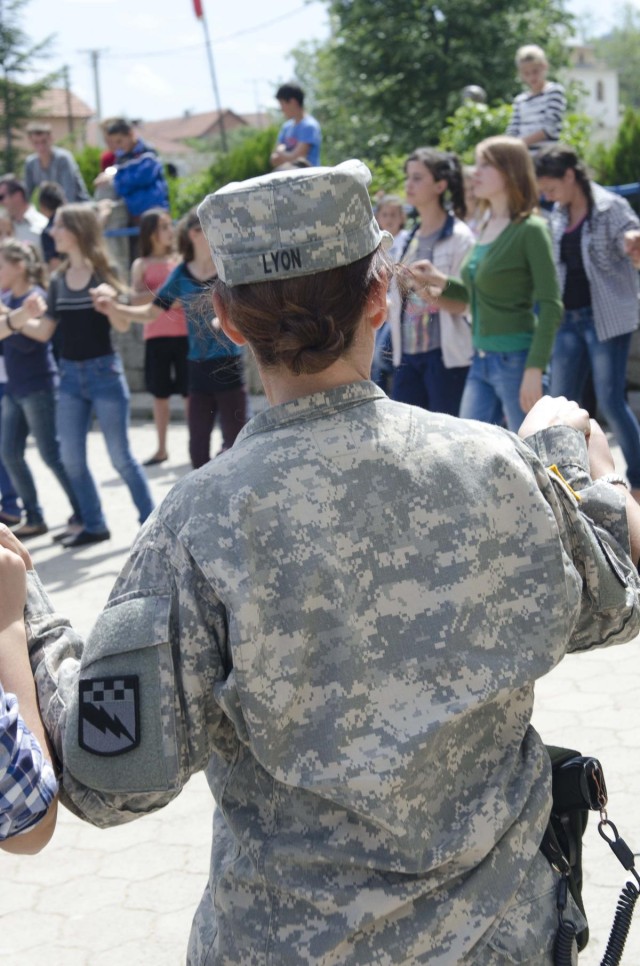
[{"left": 539, "top": 745, "right": 606, "bottom": 952}]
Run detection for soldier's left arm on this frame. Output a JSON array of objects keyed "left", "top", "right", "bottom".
[{"left": 24, "top": 517, "right": 228, "bottom": 828}]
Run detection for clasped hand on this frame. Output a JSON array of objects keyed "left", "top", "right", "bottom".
[{"left": 89, "top": 283, "right": 117, "bottom": 316}]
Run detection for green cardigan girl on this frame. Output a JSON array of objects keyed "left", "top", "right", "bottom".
[{"left": 411, "top": 136, "right": 562, "bottom": 431}]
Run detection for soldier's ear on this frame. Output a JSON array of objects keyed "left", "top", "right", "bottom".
[
  {"left": 367, "top": 276, "right": 389, "bottom": 331},
  {"left": 213, "top": 292, "right": 246, "bottom": 346}
]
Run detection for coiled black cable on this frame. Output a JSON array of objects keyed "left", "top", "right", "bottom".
[
  {"left": 600, "top": 880, "right": 640, "bottom": 966},
  {"left": 554, "top": 917, "right": 577, "bottom": 965}
]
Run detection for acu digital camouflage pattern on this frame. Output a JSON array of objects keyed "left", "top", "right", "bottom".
[
  {"left": 197, "top": 159, "right": 392, "bottom": 287},
  {"left": 24, "top": 382, "right": 640, "bottom": 964}
]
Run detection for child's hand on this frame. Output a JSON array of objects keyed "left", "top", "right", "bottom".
[
  {"left": 0, "top": 524, "right": 33, "bottom": 570},
  {"left": 90, "top": 285, "right": 117, "bottom": 315},
  {"left": 623, "top": 230, "right": 640, "bottom": 268},
  {"left": 24, "top": 292, "right": 46, "bottom": 319},
  {"left": 518, "top": 395, "right": 591, "bottom": 439},
  {"left": 402, "top": 259, "right": 447, "bottom": 296}
]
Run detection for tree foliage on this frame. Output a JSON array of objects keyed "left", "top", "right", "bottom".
[
  {"left": 170, "top": 125, "right": 278, "bottom": 218},
  {"left": 438, "top": 102, "right": 514, "bottom": 163},
  {"left": 293, "top": 0, "right": 573, "bottom": 164},
  {"left": 592, "top": 3, "right": 640, "bottom": 110},
  {"left": 590, "top": 107, "right": 640, "bottom": 210},
  {"left": 73, "top": 144, "right": 101, "bottom": 193},
  {"left": 0, "top": 0, "right": 57, "bottom": 172}
]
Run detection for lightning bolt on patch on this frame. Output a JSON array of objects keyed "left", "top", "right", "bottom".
[{"left": 79, "top": 676, "right": 140, "bottom": 757}]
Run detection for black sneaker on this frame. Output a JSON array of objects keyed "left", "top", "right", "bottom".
[
  {"left": 60, "top": 529, "right": 111, "bottom": 548},
  {"left": 13, "top": 521, "right": 48, "bottom": 538},
  {"left": 52, "top": 526, "right": 81, "bottom": 544}
]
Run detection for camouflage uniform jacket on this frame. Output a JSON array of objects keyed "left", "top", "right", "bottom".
[{"left": 24, "top": 381, "right": 640, "bottom": 965}]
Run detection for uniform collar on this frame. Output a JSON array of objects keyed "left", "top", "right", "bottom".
[{"left": 236, "top": 380, "right": 387, "bottom": 443}]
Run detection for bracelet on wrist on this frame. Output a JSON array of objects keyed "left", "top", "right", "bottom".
[
  {"left": 597, "top": 473, "right": 629, "bottom": 490},
  {"left": 5, "top": 312, "right": 19, "bottom": 333}
]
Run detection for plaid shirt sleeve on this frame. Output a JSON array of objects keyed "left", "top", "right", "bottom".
[{"left": 0, "top": 682, "right": 58, "bottom": 840}]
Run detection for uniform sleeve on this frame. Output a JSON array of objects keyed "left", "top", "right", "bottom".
[
  {"left": 523, "top": 220, "right": 563, "bottom": 370},
  {"left": 0, "top": 683, "right": 58, "bottom": 840},
  {"left": 24, "top": 517, "right": 229, "bottom": 828},
  {"left": 520, "top": 425, "right": 640, "bottom": 652}
]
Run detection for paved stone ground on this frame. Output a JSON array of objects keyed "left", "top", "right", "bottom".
[{"left": 1, "top": 406, "right": 639, "bottom": 965}]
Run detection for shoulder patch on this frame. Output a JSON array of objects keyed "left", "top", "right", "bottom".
[{"left": 78, "top": 676, "right": 140, "bottom": 757}]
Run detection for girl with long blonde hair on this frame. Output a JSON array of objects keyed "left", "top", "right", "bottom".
[{"left": 7, "top": 204, "right": 153, "bottom": 547}]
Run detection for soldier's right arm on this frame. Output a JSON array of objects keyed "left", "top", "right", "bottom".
[
  {"left": 518, "top": 400, "right": 640, "bottom": 654},
  {"left": 23, "top": 515, "right": 229, "bottom": 828}
]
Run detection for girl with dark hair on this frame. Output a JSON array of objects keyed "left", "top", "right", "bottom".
[
  {"left": 388, "top": 147, "right": 474, "bottom": 415},
  {"left": 130, "top": 208, "right": 188, "bottom": 466},
  {"left": 535, "top": 144, "right": 640, "bottom": 498},
  {"left": 0, "top": 240, "right": 81, "bottom": 538},
  {"left": 100, "top": 207, "right": 248, "bottom": 468},
  {"left": 415, "top": 136, "right": 563, "bottom": 431},
  {"left": 12, "top": 160, "right": 640, "bottom": 966},
  {"left": 6, "top": 204, "right": 154, "bottom": 547}
]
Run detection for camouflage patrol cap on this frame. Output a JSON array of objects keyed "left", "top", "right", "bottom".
[{"left": 197, "top": 159, "right": 393, "bottom": 287}]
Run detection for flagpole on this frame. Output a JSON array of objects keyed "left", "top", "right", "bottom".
[{"left": 194, "top": 0, "right": 228, "bottom": 153}]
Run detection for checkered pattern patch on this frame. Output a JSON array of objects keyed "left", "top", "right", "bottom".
[
  {"left": 0, "top": 683, "right": 58, "bottom": 840},
  {"left": 78, "top": 676, "right": 140, "bottom": 757}
]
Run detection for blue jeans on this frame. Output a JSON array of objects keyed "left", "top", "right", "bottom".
[
  {"left": 57, "top": 354, "right": 154, "bottom": 533},
  {"left": 549, "top": 306, "right": 640, "bottom": 487},
  {"left": 459, "top": 349, "right": 527, "bottom": 432},
  {"left": 371, "top": 322, "right": 394, "bottom": 392},
  {"left": 0, "top": 388, "right": 82, "bottom": 526},
  {"left": 0, "top": 383, "right": 21, "bottom": 517},
  {"left": 392, "top": 350, "right": 469, "bottom": 416}
]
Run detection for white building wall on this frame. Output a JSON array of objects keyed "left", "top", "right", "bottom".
[{"left": 562, "top": 44, "right": 620, "bottom": 145}]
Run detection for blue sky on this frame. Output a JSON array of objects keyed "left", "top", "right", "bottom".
[{"left": 24, "top": 0, "right": 627, "bottom": 122}]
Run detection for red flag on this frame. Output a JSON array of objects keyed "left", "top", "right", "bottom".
[{"left": 193, "top": 0, "right": 203, "bottom": 17}]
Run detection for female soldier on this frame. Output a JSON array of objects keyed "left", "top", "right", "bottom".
[{"left": 8, "top": 160, "right": 640, "bottom": 965}]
